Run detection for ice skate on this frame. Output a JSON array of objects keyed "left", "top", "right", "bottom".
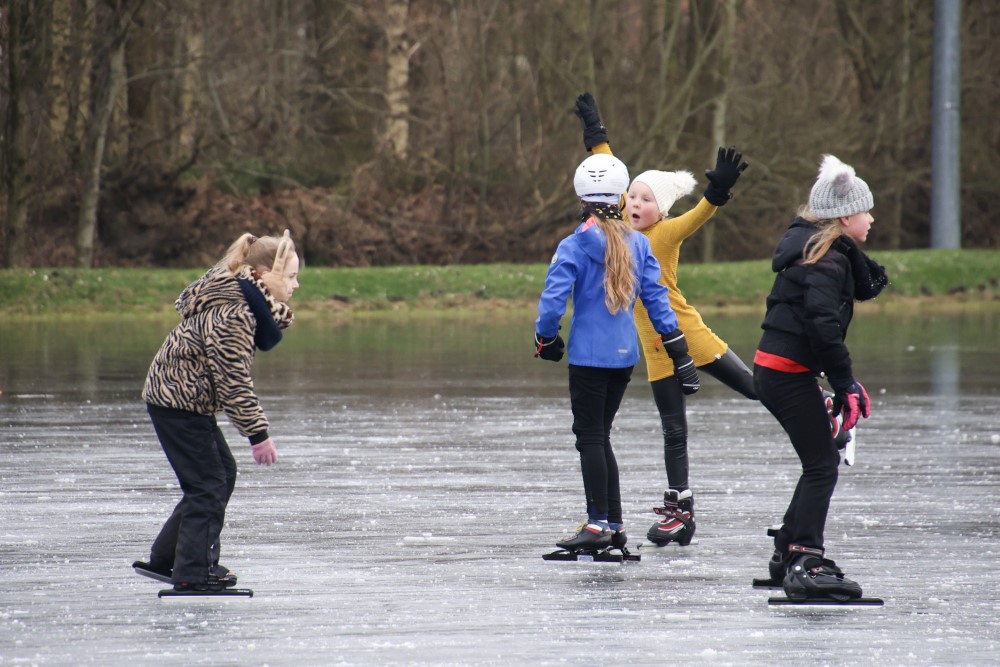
[
  {"left": 555, "top": 521, "right": 612, "bottom": 551},
  {"left": 134, "top": 560, "right": 238, "bottom": 588},
  {"left": 822, "top": 389, "right": 851, "bottom": 451},
  {"left": 159, "top": 571, "right": 254, "bottom": 598},
  {"left": 610, "top": 525, "right": 628, "bottom": 550},
  {"left": 544, "top": 521, "right": 638, "bottom": 564},
  {"left": 646, "top": 489, "right": 695, "bottom": 546},
  {"left": 781, "top": 545, "right": 863, "bottom": 602}
]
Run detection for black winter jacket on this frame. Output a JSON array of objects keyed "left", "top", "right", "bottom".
[{"left": 756, "top": 217, "right": 886, "bottom": 387}]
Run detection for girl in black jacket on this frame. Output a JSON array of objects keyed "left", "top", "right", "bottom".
[{"left": 753, "top": 155, "right": 888, "bottom": 602}]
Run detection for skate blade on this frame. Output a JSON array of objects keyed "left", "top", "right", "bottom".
[
  {"left": 751, "top": 578, "right": 783, "bottom": 590},
  {"left": 768, "top": 596, "right": 883, "bottom": 607},
  {"left": 843, "top": 427, "right": 857, "bottom": 466},
  {"left": 132, "top": 562, "right": 172, "bottom": 584},
  {"left": 158, "top": 588, "right": 253, "bottom": 598},
  {"left": 638, "top": 538, "right": 698, "bottom": 550},
  {"left": 542, "top": 549, "right": 639, "bottom": 564}
]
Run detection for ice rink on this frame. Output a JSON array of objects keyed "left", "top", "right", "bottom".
[{"left": 2, "top": 314, "right": 999, "bottom": 665}]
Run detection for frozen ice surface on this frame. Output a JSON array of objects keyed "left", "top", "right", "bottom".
[{"left": 1, "top": 315, "right": 999, "bottom": 665}]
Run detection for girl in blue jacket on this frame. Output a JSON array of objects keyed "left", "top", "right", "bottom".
[{"left": 535, "top": 153, "right": 699, "bottom": 551}]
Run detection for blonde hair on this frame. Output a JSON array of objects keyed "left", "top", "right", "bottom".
[
  {"left": 592, "top": 215, "right": 636, "bottom": 314},
  {"left": 798, "top": 208, "right": 845, "bottom": 266},
  {"left": 215, "top": 231, "right": 296, "bottom": 276}
]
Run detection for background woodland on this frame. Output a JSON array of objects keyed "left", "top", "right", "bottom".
[{"left": 2, "top": 0, "right": 997, "bottom": 269}]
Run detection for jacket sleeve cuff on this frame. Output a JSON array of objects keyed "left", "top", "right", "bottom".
[{"left": 248, "top": 431, "right": 270, "bottom": 446}]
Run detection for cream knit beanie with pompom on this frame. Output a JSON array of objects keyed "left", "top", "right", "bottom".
[{"left": 631, "top": 170, "right": 698, "bottom": 218}]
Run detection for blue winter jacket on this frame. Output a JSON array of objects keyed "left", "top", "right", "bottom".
[{"left": 535, "top": 218, "right": 680, "bottom": 369}]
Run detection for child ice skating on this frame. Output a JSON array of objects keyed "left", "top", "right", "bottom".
[
  {"left": 753, "top": 156, "right": 888, "bottom": 601},
  {"left": 137, "top": 230, "right": 299, "bottom": 592},
  {"left": 535, "top": 153, "right": 697, "bottom": 555},
  {"left": 574, "top": 92, "right": 756, "bottom": 547}
]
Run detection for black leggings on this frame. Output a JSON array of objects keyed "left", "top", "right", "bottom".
[
  {"left": 650, "top": 349, "right": 757, "bottom": 490},
  {"left": 753, "top": 365, "right": 839, "bottom": 551},
  {"left": 568, "top": 364, "right": 633, "bottom": 524}
]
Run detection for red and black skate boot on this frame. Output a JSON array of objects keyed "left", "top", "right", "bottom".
[
  {"left": 822, "top": 389, "right": 851, "bottom": 450},
  {"left": 646, "top": 489, "right": 695, "bottom": 546}
]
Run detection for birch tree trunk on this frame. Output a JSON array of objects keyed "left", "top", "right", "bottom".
[
  {"left": 383, "top": 0, "right": 410, "bottom": 160},
  {"left": 702, "top": 0, "right": 736, "bottom": 263},
  {"left": 76, "top": 3, "right": 130, "bottom": 268}
]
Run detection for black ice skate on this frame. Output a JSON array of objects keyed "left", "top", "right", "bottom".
[
  {"left": 543, "top": 521, "right": 639, "bottom": 564},
  {"left": 134, "top": 561, "right": 238, "bottom": 588},
  {"left": 751, "top": 526, "right": 790, "bottom": 590},
  {"left": 779, "top": 545, "right": 870, "bottom": 604},
  {"left": 556, "top": 521, "right": 612, "bottom": 551},
  {"left": 645, "top": 489, "right": 695, "bottom": 546},
  {"left": 159, "top": 573, "right": 253, "bottom": 598},
  {"left": 611, "top": 526, "right": 628, "bottom": 550}
]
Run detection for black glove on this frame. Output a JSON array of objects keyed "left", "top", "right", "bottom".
[
  {"left": 704, "top": 146, "right": 749, "bottom": 206},
  {"left": 659, "top": 331, "right": 700, "bottom": 395},
  {"left": 829, "top": 377, "right": 871, "bottom": 431},
  {"left": 574, "top": 92, "right": 609, "bottom": 151},
  {"left": 534, "top": 332, "right": 565, "bottom": 362}
]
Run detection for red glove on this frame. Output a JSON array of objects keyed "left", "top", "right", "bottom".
[
  {"left": 251, "top": 438, "right": 277, "bottom": 465},
  {"left": 832, "top": 380, "right": 870, "bottom": 431}
]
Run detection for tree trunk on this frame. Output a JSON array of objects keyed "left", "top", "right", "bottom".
[
  {"left": 3, "top": 0, "right": 31, "bottom": 267},
  {"left": 702, "top": 0, "right": 737, "bottom": 263},
  {"left": 383, "top": 0, "right": 410, "bottom": 160},
  {"left": 76, "top": 7, "right": 129, "bottom": 268}
]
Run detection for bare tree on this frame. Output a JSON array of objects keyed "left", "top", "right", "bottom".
[
  {"left": 2, "top": 0, "right": 37, "bottom": 267},
  {"left": 76, "top": 0, "right": 142, "bottom": 267}
]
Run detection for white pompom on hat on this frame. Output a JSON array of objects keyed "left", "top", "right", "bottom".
[
  {"left": 808, "top": 155, "right": 874, "bottom": 219},
  {"left": 631, "top": 170, "right": 698, "bottom": 218}
]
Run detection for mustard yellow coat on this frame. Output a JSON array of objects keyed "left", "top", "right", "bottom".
[{"left": 594, "top": 143, "right": 729, "bottom": 382}]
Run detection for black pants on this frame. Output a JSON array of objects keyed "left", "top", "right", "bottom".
[
  {"left": 568, "top": 364, "right": 633, "bottom": 524},
  {"left": 752, "top": 366, "right": 839, "bottom": 551},
  {"left": 147, "top": 403, "right": 237, "bottom": 584},
  {"left": 650, "top": 349, "right": 757, "bottom": 491}
]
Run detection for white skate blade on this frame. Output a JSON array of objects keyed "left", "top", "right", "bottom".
[{"left": 843, "top": 426, "right": 857, "bottom": 466}]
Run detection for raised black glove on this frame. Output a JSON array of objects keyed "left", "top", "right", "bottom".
[
  {"left": 659, "top": 331, "right": 700, "bottom": 395},
  {"left": 534, "top": 332, "right": 565, "bottom": 362},
  {"left": 829, "top": 377, "right": 870, "bottom": 431},
  {"left": 574, "top": 92, "right": 609, "bottom": 151},
  {"left": 704, "top": 146, "right": 749, "bottom": 206}
]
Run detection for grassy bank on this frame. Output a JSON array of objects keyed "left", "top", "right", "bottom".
[{"left": 1, "top": 249, "right": 998, "bottom": 317}]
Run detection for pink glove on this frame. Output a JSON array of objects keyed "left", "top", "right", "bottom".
[
  {"left": 251, "top": 438, "right": 277, "bottom": 465},
  {"left": 832, "top": 380, "right": 871, "bottom": 431}
]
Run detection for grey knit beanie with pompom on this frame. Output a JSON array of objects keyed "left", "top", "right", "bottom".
[{"left": 808, "top": 155, "right": 874, "bottom": 219}]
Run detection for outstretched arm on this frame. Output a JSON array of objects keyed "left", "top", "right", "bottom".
[{"left": 574, "top": 92, "right": 609, "bottom": 152}]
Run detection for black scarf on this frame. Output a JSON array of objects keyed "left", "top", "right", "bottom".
[
  {"left": 580, "top": 201, "right": 624, "bottom": 224},
  {"left": 236, "top": 269, "right": 293, "bottom": 351},
  {"left": 836, "top": 237, "right": 889, "bottom": 301}
]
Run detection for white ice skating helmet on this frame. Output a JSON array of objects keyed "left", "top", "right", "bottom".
[{"left": 574, "top": 154, "right": 629, "bottom": 205}]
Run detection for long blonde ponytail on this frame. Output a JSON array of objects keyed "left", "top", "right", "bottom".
[{"left": 594, "top": 215, "right": 636, "bottom": 314}]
